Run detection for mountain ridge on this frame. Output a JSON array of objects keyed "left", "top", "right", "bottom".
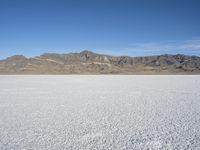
[{"left": 1, "top": 50, "right": 200, "bottom": 74}]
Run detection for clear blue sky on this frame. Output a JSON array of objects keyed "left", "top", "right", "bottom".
[{"left": 0, "top": 0, "right": 200, "bottom": 59}]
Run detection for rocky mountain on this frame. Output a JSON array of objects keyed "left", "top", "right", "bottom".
[{"left": 0, "top": 50, "right": 200, "bottom": 74}]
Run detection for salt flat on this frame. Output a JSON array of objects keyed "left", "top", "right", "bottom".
[{"left": 0, "top": 75, "right": 200, "bottom": 150}]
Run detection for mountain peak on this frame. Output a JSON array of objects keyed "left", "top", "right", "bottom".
[
  {"left": 80, "top": 50, "right": 97, "bottom": 55},
  {"left": 6, "top": 55, "right": 27, "bottom": 60},
  {"left": 0, "top": 51, "right": 200, "bottom": 74}
]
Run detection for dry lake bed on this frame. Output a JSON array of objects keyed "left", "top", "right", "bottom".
[{"left": 0, "top": 75, "right": 200, "bottom": 150}]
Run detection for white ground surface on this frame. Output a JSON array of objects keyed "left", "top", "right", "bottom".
[{"left": 0, "top": 75, "right": 200, "bottom": 150}]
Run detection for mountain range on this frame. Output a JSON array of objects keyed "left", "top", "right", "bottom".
[{"left": 0, "top": 50, "right": 200, "bottom": 74}]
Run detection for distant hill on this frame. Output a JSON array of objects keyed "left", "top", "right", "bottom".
[{"left": 0, "top": 50, "right": 200, "bottom": 74}]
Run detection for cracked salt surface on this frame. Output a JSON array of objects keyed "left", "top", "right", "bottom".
[{"left": 0, "top": 75, "right": 200, "bottom": 150}]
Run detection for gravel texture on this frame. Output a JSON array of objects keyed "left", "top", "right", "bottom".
[{"left": 0, "top": 75, "right": 200, "bottom": 150}]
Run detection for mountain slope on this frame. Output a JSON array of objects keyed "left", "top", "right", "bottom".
[{"left": 0, "top": 50, "right": 200, "bottom": 74}]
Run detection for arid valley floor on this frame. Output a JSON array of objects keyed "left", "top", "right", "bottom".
[{"left": 0, "top": 75, "right": 200, "bottom": 149}]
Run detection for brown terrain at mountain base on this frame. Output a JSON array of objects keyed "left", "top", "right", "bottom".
[{"left": 0, "top": 50, "right": 200, "bottom": 74}]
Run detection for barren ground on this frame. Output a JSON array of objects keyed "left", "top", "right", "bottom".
[{"left": 0, "top": 75, "right": 200, "bottom": 149}]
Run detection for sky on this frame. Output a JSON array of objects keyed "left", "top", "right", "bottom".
[{"left": 0, "top": 0, "right": 200, "bottom": 59}]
